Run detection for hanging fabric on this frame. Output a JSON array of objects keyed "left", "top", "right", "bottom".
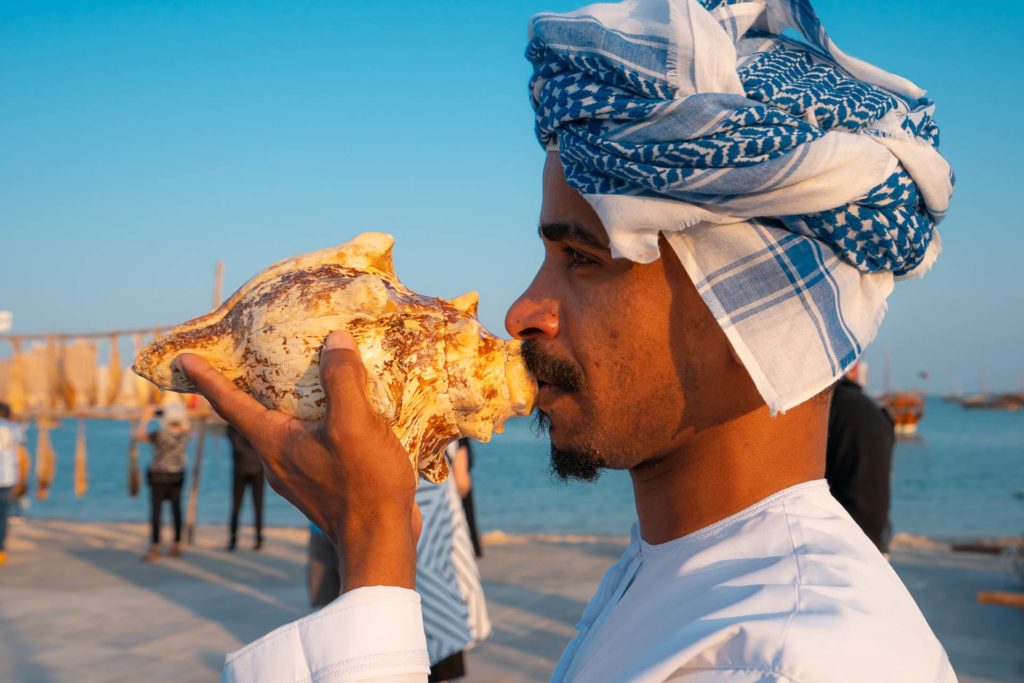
[
  {"left": 46, "top": 336, "right": 61, "bottom": 410},
  {"left": 73, "top": 418, "right": 88, "bottom": 497},
  {"left": 0, "top": 357, "right": 9, "bottom": 406},
  {"left": 21, "top": 343, "right": 56, "bottom": 413},
  {"left": 107, "top": 334, "right": 121, "bottom": 406},
  {"left": 5, "top": 338, "right": 27, "bottom": 415},
  {"left": 13, "top": 441, "right": 31, "bottom": 500},
  {"left": 131, "top": 334, "right": 154, "bottom": 406},
  {"left": 35, "top": 417, "right": 57, "bottom": 500},
  {"left": 112, "top": 369, "right": 140, "bottom": 408},
  {"left": 127, "top": 437, "right": 140, "bottom": 497},
  {"left": 60, "top": 339, "right": 98, "bottom": 410}
]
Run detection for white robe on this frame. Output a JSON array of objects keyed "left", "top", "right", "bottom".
[{"left": 223, "top": 480, "right": 956, "bottom": 682}]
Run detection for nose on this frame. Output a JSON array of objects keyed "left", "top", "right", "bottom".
[{"left": 505, "top": 279, "right": 559, "bottom": 340}]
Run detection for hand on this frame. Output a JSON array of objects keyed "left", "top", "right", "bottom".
[{"left": 176, "top": 330, "right": 419, "bottom": 591}]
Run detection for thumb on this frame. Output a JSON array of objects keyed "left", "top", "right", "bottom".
[{"left": 319, "top": 330, "right": 375, "bottom": 429}]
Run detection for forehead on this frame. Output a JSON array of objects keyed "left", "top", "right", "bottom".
[{"left": 541, "top": 152, "right": 609, "bottom": 248}]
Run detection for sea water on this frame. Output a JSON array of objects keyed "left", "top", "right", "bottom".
[{"left": 12, "top": 397, "right": 1024, "bottom": 539}]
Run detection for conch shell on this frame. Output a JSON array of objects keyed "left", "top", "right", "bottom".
[{"left": 132, "top": 232, "right": 536, "bottom": 482}]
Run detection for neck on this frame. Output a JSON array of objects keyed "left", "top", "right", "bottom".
[{"left": 629, "top": 401, "right": 827, "bottom": 545}]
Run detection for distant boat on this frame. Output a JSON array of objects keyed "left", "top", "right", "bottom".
[
  {"left": 878, "top": 350, "right": 925, "bottom": 437},
  {"left": 880, "top": 392, "right": 925, "bottom": 437},
  {"left": 959, "top": 393, "right": 1024, "bottom": 411}
]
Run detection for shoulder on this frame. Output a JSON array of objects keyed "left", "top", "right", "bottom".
[{"left": 673, "top": 487, "right": 951, "bottom": 681}]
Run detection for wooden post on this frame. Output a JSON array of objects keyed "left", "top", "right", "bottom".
[
  {"left": 184, "top": 417, "right": 208, "bottom": 544},
  {"left": 213, "top": 261, "right": 225, "bottom": 309},
  {"left": 183, "top": 260, "right": 225, "bottom": 544}
]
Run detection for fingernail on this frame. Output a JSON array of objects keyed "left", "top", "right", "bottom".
[
  {"left": 172, "top": 356, "right": 187, "bottom": 374},
  {"left": 324, "top": 331, "right": 355, "bottom": 351}
]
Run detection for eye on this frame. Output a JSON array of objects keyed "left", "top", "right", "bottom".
[{"left": 562, "top": 246, "right": 597, "bottom": 269}]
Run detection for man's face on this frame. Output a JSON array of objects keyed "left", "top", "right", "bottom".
[{"left": 505, "top": 153, "right": 760, "bottom": 480}]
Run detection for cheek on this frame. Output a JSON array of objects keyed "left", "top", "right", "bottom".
[{"left": 575, "top": 292, "right": 683, "bottom": 419}]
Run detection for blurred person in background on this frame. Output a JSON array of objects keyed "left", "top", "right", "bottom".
[
  {"left": 133, "top": 403, "right": 190, "bottom": 561},
  {"left": 0, "top": 402, "right": 25, "bottom": 567},
  {"left": 446, "top": 437, "right": 482, "bottom": 558},
  {"left": 415, "top": 459, "right": 491, "bottom": 683},
  {"left": 302, "top": 444, "right": 491, "bottom": 681},
  {"left": 307, "top": 522, "right": 342, "bottom": 608},
  {"left": 826, "top": 364, "right": 896, "bottom": 554},
  {"left": 227, "top": 426, "right": 265, "bottom": 551}
]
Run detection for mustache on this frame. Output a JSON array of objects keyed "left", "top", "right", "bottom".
[{"left": 521, "top": 340, "right": 584, "bottom": 393}]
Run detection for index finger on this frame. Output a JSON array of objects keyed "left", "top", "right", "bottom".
[{"left": 175, "top": 353, "right": 282, "bottom": 449}]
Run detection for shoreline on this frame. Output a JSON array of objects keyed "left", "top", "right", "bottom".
[{"left": 11, "top": 514, "right": 1022, "bottom": 551}]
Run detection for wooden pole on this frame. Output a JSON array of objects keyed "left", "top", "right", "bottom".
[
  {"left": 213, "top": 261, "right": 225, "bottom": 309},
  {"left": 184, "top": 260, "right": 224, "bottom": 544},
  {"left": 184, "top": 416, "right": 208, "bottom": 544},
  {"left": 0, "top": 327, "right": 172, "bottom": 343}
]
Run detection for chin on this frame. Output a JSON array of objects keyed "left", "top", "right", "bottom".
[
  {"left": 550, "top": 444, "right": 603, "bottom": 482},
  {"left": 534, "top": 417, "right": 603, "bottom": 483}
]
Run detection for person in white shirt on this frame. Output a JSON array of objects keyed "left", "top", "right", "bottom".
[
  {"left": 178, "top": 0, "right": 956, "bottom": 680},
  {"left": 0, "top": 401, "right": 26, "bottom": 567}
]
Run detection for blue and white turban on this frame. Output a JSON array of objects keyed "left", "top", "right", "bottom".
[{"left": 528, "top": 0, "right": 953, "bottom": 412}]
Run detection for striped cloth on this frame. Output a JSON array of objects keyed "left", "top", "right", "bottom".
[
  {"left": 415, "top": 468, "right": 491, "bottom": 666},
  {"left": 528, "top": 0, "right": 953, "bottom": 412}
]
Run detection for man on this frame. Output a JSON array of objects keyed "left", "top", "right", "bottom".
[
  {"left": 226, "top": 426, "right": 265, "bottom": 551},
  {"left": 826, "top": 367, "right": 896, "bottom": 553},
  {"left": 0, "top": 402, "right": 25, "bottom": 567},
  {"left": 133, "top": 403, "right": 191, "bottom": 561},
  {"left": 180, "top": 0, "right": 956, "bottom": 680}
]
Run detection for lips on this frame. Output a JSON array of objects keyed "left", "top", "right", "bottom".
[
  {"left": 537, "top": 380, "right": 571, "bottom": 408},
  {"left": 521, "top": 340, "right": 584, "bottom": 396}
]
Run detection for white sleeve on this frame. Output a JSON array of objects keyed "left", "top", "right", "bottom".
[{"left": 222, "top": 586, "right": 430, "bottom": 683}]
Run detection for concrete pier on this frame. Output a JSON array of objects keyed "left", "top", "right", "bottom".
[{"left": 1, "top": 519, "right": 1020, "bottom": 682}]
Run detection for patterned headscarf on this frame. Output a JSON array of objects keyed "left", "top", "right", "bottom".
[{"left": 528, "top": 0, "right": 952, "bottom": 412}]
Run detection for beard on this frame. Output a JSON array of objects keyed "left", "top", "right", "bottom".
[
  {"left": 533, "top": 410, "right": 603, "bottom": 482},
  {"left": 523, "top": 341, "right": 602, "bottom": 482}
]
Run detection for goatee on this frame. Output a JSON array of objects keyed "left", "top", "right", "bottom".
[{"left": 532, "top": 410, "right": 603, "bottom": 483}]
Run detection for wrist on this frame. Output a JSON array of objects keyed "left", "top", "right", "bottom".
[{"left": 335, "top": 512, "right": 417, "bottom": 592}]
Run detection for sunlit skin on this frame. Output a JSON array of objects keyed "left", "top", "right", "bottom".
[
  {"left": 177, "top": 151, "right": 829, "bottom": 593},
  {"left": 508, "top": 152, "right": 829, "bottom": 543}
]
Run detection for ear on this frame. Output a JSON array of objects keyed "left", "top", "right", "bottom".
[{"left": 449, "top": 291, "right": 479, "bottom": 317}]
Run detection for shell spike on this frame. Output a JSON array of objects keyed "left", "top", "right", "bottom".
[
  {"left": 340, "top": 232, "right": 395, "bottom": 275},
  {"left": 450, "top": 291, "right": 479, "bottom": 316}
]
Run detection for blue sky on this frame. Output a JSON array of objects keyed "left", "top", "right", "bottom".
[{"left": 1, "top": 0, "right": 1020, "bottom": 393}]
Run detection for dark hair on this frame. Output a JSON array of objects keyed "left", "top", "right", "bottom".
[{"left": 0, "top": 402, "right": 10, "bottom": 420}]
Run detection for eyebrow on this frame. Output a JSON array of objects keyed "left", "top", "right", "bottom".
[{"left": 538, "top": 222, "right": 609, "bottom": 251}]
